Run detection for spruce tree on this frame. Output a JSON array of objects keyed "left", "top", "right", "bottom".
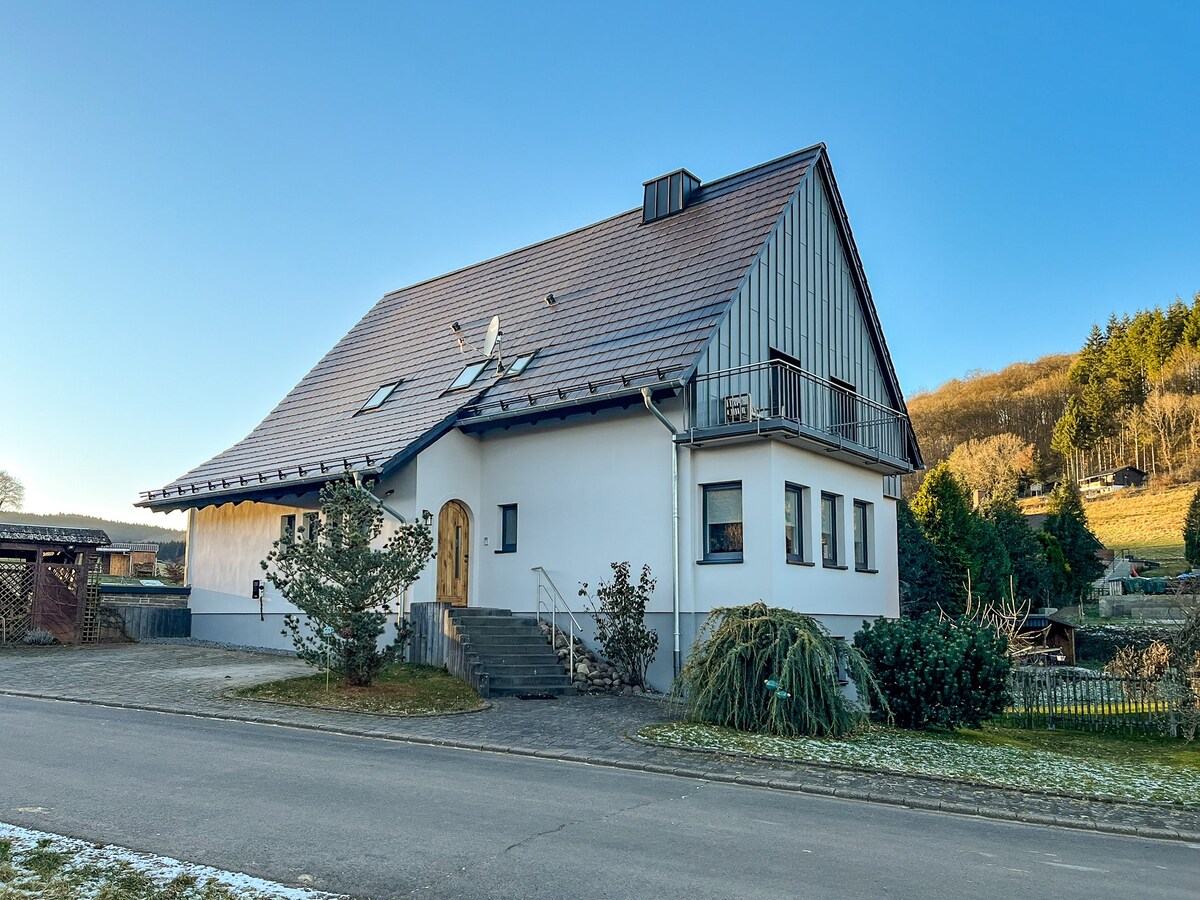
[
  {"left": 909, "top": 463, "right": 1006, "bottom": 614},
  {"left": 1184, "top": 487, "right": 1200, "bottom": 569},
  {"left": 985, "top": 497, "right": 1053, "bottom": 604},
  {"left": 896, "top": 500, "right": 949, "bottom": 618},
  {"left": 1042, "top": 480, "right": 1104, "bottom": 604}
]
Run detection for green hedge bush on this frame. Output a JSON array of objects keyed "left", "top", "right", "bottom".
[
  {"left": 675, "top": 603, "right": 883, "bottom": 737},
  {"left": 854, "top": 616, "right": 1010, "bottom": 730}
]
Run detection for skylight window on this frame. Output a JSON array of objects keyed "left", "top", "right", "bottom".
[
  {"left": 503, "top": 352, "right": 537, "bottom": 378},
  {"left": 358, "top": 381, "right": 401, "bottom": 413},
  {"left": 448, "top": 360, "right": 489, "bottom": 391}
]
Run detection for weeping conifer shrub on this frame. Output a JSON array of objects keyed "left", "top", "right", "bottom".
[{"left": 674, "top": 603, "right": 885, "bottom": 738}]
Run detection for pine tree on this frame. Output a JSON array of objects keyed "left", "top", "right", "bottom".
[
  {"left": 262, "top": 477, "right": 433, "bottom": 686},
  {"left": 1042, "top": 481, "right": 1104, "bottom": 604},
  {"left": 1183, "top": 487, "right": 1200, "bottom": 569}
]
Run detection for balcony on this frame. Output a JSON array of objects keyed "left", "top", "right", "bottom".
[{"left": 682, "top": 360, "right": 913, "bottom": 473}]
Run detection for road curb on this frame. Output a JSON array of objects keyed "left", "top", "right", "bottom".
[{"left": 4, "top": 688, "right": 1198, "bottom": 845}]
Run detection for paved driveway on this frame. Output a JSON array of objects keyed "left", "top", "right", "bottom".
[{"left": 2, "top": 642, "right": 1199, "bottom": 842}]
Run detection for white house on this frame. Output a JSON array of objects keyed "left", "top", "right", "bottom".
[{"left": 140, "top": 144, "right": 922, "bottom": 691}]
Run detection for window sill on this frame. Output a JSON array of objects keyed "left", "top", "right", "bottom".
[
  {"left": 697, "top": 557, "right": 743, "bottom": 565},
  {"left": 786, "top": 559, "right": 815, "bottom": 567},
  {"left": 494, "top": 549, "right": 517, "bottom": 555},
  {"left": 822, "top": 562, "right": 848, "bottom": 570},
  {"left": 855, "top": 566, "right": 878, "bottom": 574}
]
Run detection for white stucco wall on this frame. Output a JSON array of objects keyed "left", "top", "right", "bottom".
[{"left": 184, "top": 403, "right": 901, "bottom": 683}]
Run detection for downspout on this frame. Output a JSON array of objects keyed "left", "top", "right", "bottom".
[{"left": 641, "top": 387, "right": 682, "bottom": 680}]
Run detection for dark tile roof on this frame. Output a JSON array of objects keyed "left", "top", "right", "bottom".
[
  {"left": 0, "top": 523, "right": 111, "bottom": 546},
  {"left": 143, "top": 146, "right": 827, "bottom": 507}
]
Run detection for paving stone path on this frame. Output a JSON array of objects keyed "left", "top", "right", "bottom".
[{"left": 2, "top": 643, "right": 1198, "bottom": 843}]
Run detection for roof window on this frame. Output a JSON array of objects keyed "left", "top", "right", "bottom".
[
  {"left": 358, "top": 381, "right": 401, "bottom": 413},
  {"left": 448, "top": 360, "right": 489, "bottom": 391},
  {"left": 502, "top": 352, "right": 537, "bottom": 378}
]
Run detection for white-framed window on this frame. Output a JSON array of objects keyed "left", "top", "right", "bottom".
[
  {"left": 853, "top": 500, "right": 874, "bottom": 572},
  {"left": 702, "top": 482, "right": 743, "bottom": 562}
]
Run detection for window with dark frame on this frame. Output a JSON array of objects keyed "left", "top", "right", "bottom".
[
  {"left": 820, "top": 493, "right": 839, "bottom": 566},
  {"left": 703, "top": 482, "right": 743, "bottom": 561},
  {"left": 280, "top": 514, "right": 296, "bottom": 542},
  {"left": 499, "top": 504, "right": 518, "bottom": 553},
  {"left": 358, "top": 381, "right": 401, "bottom": 414},
  {"left": 785, "top": 484, "right": 806, "bottom": 563},
  {"left": 448, "top": 360, "right": 489, "bottom": 391},
  {"left": 853, "top": 500, "right": 871, "bottom": 571}
]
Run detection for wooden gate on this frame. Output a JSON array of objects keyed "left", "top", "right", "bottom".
[{"left": 34, "top": 563, "right": 86, "bottom": 642}]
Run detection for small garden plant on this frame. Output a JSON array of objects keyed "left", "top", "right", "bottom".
[
  {"left": 579, "top": 561, "right": 659, "bottom": 688},
  {"left": 674, "top": 602, "right": 883, "bottom": 738},
  {"left": 855, "top": 615, "right": 1010, "bottom": 730}
]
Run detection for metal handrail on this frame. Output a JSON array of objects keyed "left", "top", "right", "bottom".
[
  {"left": 686, "top": 358, "right": 909, "bottom": 462},
  {"left": 531, "top": 566, "right": 582, "bottom": 676}
]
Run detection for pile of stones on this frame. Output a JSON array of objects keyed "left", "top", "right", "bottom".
[{"left": 537, "top": 620, "right": 643, "bottom": 695}]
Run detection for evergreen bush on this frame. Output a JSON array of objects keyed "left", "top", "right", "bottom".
[
  {"left": 674, "top": 602, "right": 883, "bottom": 738},
  {"left": 854, "top": 616, "right": 1011, "bottom": 730}
]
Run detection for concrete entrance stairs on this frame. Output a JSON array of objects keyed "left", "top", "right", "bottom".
[{"left": 446, "top": 607, "right": 574, "bottom": 697}]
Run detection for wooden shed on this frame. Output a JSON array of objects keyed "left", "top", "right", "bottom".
[
  {"left": 97, "top": 541, "right": 159, "bottom": 577},
  {"left": 0, "top": 523, "right": 109, "bottom": 644}
]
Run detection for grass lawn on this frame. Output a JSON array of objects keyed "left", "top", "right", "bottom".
[
  {"left": 1024, "top": 483, "right": 1194, "bottom": 570},
  {"left": 639, "top": 721, "right": 1200, "bottom": 805},
  {"left": 0, "top": 824, "right": 339, "bottom": 899},
  {"left": 233, "top": 663, "right": 485, "bottom": 716}
]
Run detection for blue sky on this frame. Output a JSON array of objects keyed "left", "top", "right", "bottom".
[{"left": 1, "top": 1, "right": 1198, "bottom": 526}]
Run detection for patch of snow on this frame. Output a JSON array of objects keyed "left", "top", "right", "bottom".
[
  {"left": 0, "top": 822, "right": 346, "bottom": 899},
  {"left": 643, "top": 723, "right": 1200, "bottom": 806}
]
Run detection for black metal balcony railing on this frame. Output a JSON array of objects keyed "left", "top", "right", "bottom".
[{"left": 685, "top": 360, "right": 910, "bottom": 465}]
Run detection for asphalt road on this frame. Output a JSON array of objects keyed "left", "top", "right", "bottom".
[{"left": 0, "top": 695, "right": 1195, "bottom": 899}]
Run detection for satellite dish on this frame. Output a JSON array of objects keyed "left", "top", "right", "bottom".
[{"left": 482, "top": 316, "right": 501, "bottom": 359}]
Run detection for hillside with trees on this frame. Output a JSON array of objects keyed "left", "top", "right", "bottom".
[{"left": 909, "top": 291, "right": 1200, "bottom": 490}]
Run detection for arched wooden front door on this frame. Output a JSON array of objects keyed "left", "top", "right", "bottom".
[{"left": 436, "top": 500, "right": 470, "bottom": 606}]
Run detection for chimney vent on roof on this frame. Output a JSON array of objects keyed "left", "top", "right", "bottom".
[{"left": 642, "top": 169, "right": 700, "bottom": 224}]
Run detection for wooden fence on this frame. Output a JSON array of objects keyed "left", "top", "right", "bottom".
[
  {"left": 408, "top": 601, "right": 490, "bottom": 697},
  {"left": 1001, "top": 667, "right": 1187, "bottom": 736}
]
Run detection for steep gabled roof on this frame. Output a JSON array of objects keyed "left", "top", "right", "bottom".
[{"left": 142, "top": 146, "right": 827, "bottom": 509}]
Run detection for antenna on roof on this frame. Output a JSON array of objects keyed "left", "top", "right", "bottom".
[
  {"left": 482, "top": 316, "right": 501, "bottom": 359},
  {"left": 453, "top": 315, "right": 504, "bottom": 369}
]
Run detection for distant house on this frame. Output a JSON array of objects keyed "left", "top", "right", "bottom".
[
  {"left": 139, "top": 144, "right": 923, "bottom": 689},
  {"left": 0, "top": 523, "right": 109, "bottom": 644},
  {"left": 1079, "top": 466, "right": 1147, "bottom": 495},
  {"left": 97, "top": 542, "right": 159, "bottom": 578}
]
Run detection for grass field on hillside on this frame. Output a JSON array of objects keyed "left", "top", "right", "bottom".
[{"left": 1023, "top": 483, "right": 1194, "bottom": 567}]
